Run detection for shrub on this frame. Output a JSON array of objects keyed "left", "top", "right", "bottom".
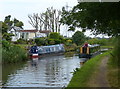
[
  {"left": 35, "top": 37, "right": 46, "bottom": 46},
  {"left": 2, "top": 40, "right": 10, "bottom": 50},
  {"left": 72, "top": 31, "right": 86, "bottom": 46},
  {"left": 54, "top": 39, "right": 61, "bottom": 44},
  {"left": 17, "top": 38, "right": 27, "bottom": 44},
  {"left": 2, "top": 44, "right": 27, "bottom": 63},
  {"left": 27, "top": 39, "right": 35, "bottom": 45},
  {"left": 48, "top": 39, "right": 55, "bottom": 45},
  {"left": 48, "top": 32, "right": 60, "bottom": 39}
]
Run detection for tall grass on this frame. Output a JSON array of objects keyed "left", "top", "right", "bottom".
[
  {"left": 2, "top": 45, "right": 27, "bottom": 63},
  {"left": 107, "top": 36, "right": 120, "bottom": 88},
  {"left": 0, "top": 44, "right": 2, "bottom": 64}
]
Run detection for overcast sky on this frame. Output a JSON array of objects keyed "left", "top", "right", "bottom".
[{"left": 0, "top": 0, "right": 110, "bottom": 38}]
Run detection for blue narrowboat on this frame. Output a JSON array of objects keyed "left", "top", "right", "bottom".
[{"left": 29, "top": 44, "right": 65, "bottom": 57}]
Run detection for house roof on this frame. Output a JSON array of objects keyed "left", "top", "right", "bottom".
[
  {"left": 39, "top": 30, "right": 51, "bottom": 33},
  {"left": 18, "top": 30, "right": 38, "bottom": 32},
  {"left": 17, "top": 29, "right": 51, "bottom": 33}
]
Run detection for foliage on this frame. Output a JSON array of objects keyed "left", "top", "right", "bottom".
[
  {"left": 2, "top": 41, "right": 27, "bottom": 63},
  {"left": 2, "top": 33, "right": 14, "bottom": 41},
  {"left": 27, "top": 39, "right": 35, "bottom": 45},
  {"left": 64, "top": 39, "right": 72, "bottom": 46},
  {"left": 48, "top": 39, "right": 55, "bottom": 45},
  {"left": 60, "top": 3, "right": 120, "bottom": 37},
  {"left": 54, "top": 39, "right": 61, "bottom": 44},
  {"left": 48, "top": 32, "right": 64, "bottom": 45},
  {"left": 87, "top": 37, "right": 116, "bottom": 46},
  {"left": 35, "top": 37, "right": 47, "bottom": 46},
  {"left": 87, "top": 38, "right": 99, "bottom": 44},
  {"left": 48, "top": 32, "right": 60, "bottom": 39},
  {"left": 72, "top": 31, "right": 86, "bottom": 46},
  {"left": 2, "top": 15, "right": 24, "bottom": 34},
  {"left": 2, "top": 40, "right": 11, "bottom": 50},
  {"left": 64, "top": 43, "right": 77, "bottom": 52},
  {"left": 16, "top": 38, "right": 27, "bottom": 44},
  {"left": 14, "top": 18, "right": 24, "bottom": 28},
  {"left": 2, "top": 15, "right": 24, "bottom": 41},
  {"left": 112, "top": 37, "right": 120, "bottom": 67}
]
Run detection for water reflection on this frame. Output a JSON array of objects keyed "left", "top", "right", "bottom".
[{"left": 3, "top": 53, "right": 81, "bottom": 87}]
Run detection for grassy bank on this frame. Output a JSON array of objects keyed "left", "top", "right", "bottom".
[
  {"left": 67, "top": 51, "right": 110, "bottom": 87},
  {"left": 101, "top": 46, "right": 114, "bottom": 49},
  {"left": 2, "top": 41, "right": 28, "bottom": 63},
  {"left": 107, "top": 37, "right": 120, "bottom": 88},
  {"left": 107, "top": 57, "right": 119, "bottom": 88},
  {"left": 107, "top": 52, "right": 120, "bottom": 88}
]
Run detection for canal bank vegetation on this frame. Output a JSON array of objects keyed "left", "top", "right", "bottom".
[
  {"left": 67, "top": 51, "right": 111, "bottom": 87},
  {"left": 107, "top": 37, "right": 120, "bottom": 88},
  {"left": 2, "top": 40, "right": 27, "bottom": 63}
]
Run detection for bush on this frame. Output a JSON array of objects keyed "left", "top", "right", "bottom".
[
  {"left": 35, "top": 37, "right": 47, "bottom": 46},
  {"left": 54, "top": 39, "right": 61, "bottom": 44},
  {"left": 2, "top": 40, "right": 10, "bottom": 50},
  {"left": 48, "top": 32, "right": 60, "bottom": 39},
  {"left": 47, "top": 32, "right": 65, "bottom": 45},
  {"left": 27, "top": 39, "right": 35, "bottom": 45},
  {"left": 2, "top": 43, "right": 27, "bottom": 63},
  {"left": 48, "top": 39, "right": 55, "bottom": 45},
  {"left": 17, "top": 38, "right": 27, "bottom": 44},
  {"left": 72, "top": 31, "right": 86, "bottom": 46}
]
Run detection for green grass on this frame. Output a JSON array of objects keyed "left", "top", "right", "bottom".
[
  {"left": 67, "top": 51, "right": 110, "bottom": 87},
  {"left": 0, "top": 44, "right": 2, "bottom": 64},
  {"left": 2, "top": 45, "right": 28, "bottom": 63},
  {"left": 101, "top": 46, "right": 114, "bottom": 49},
  {"left": 107, "top": 52, "right": 120, "bottom": 88},
  {"left": 16, "top": 44, "right": 32, "bottom": 50}
]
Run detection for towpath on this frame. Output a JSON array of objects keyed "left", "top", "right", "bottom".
[{"left": 88, "top": 56, "right": 110, "bottom": 87}]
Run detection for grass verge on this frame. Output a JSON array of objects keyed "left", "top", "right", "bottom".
[
  {"left": 107, "top": 54, "right": 120, "bottom": 88},
  {"left": 67, "top": 51, "right": 110, "bottom": 87}
]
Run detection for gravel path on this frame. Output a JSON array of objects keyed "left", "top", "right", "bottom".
[{"left": 88, "top": 56, "right": 110, "bottom": 87}]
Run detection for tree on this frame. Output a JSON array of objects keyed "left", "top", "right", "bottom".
[
  {"left": 48, "top": 32, "right": 64, "bottom": 44},
  {"left": 48, "top": 32, "right": 60, "bottom": 39},
  {"left": 61, "top": 3, "right": 120, "bottom": 66},
  {"left": 28, "top": 7, "right": 61, "bottom": 32},
  {"left": 60, "top": 2, "right": 120, "bottom": 37},
  {"left": 2, "top": 15, "right": 24, "bottom": 41},
  {"left": 72, "top": 31, "right": 86, "bottom": 46}
]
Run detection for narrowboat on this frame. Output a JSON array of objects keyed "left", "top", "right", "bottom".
[
  {"left": 79, "top": 44, "right": 100, "bottom": 58},
  {"left": 29, "top": 44, "right": 65, "bottom": 57}
]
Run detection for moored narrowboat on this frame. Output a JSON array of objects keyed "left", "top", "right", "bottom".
[
  {"left": 29, "top": 44, "right": 65, "bottom": 57},
  {"left": 79, "top": 44, "right": 100, "bottom": 58}
]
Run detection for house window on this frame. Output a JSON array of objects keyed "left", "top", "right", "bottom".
[{"left": 21, "top": 33, "right": 24, "bottom": 38}]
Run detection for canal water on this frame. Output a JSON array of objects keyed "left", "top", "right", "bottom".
[{"left": 2, "top": 52, "right": 83, "bottom": 87}]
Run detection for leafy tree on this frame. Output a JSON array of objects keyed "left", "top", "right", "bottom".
[
  {"left": 2, "top": 33, "right": 14, "bottom": 42},
  {"left": 61, "top": 2, "right": 120, "bottom": 67},
  {"left": 72, "top": 31, "right": 86, "bottom": 46},
  {"left": 2, "top": 15, "right": 24, "bottom": 41},
  {"left": 2, "top": 15, "right": 24, "bottom": 34},
  {"left": 87, "top": 38, "right": 99, "bottom": 45},
  {"left": 60, "top": 2, "right": 120, "bottom": 37},
  {"left": 14, "top": 18, "right": 24, "bottom": 28},
  {"left": 48, "top": 32, "right": 60, "bottom": 39}
]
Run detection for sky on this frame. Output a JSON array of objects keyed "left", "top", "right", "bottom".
[{"left": 0, "top": 0, "right": 109, "bottom": 38}]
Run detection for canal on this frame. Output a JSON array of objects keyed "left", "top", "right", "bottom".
[{"left": 2, "top": 52, "right": 83, "bottom": 87}]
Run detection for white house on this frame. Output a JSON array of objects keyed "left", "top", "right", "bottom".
[
  {"left": 8, "top": 26, "right": 22, "bottom": 41},
  {"left": 8, "top": 26, "right": 51, "bottom": 41}
]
